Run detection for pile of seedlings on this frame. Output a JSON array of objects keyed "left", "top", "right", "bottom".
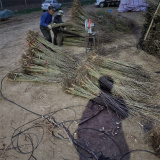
[
  {"left": 50, "top": 0, "right": 135, "bottom": 46},
  {"left": 52, "top": 21, "right": 86, "bottom": 46},
  {"left": 8, "top": 31, "right": 78, "bottom": 83},
  {"left": 140, "top": 0, "right": 160, "bottom": 58},
  {"left": 65, "top": 53, "right": 160, "bottom": 118},
  {"left": 4, "top": 1, "right": 160, "bottom": 159},
  {"left": 8, "top": 30, "right": 160, "bottom": 119},
  {"left": 51, "top": 0, "right": 88, "bottom": 46},
  {"left": 8, "top": 0, "right": 160, "bottom": 120}
]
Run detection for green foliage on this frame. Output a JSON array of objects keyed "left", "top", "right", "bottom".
[
  {"left": 92, "top": 10, "right": 133, "bottom": 33},
  {"left": 81, "top": 0, "right": 95, "bottom": 5}
]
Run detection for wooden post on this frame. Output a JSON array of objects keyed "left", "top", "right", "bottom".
[
  {"left": 0, "top": 0, "right": 3, "bottom": 9},
  {"left": 144, "top": 3, "right": 160, "bottom": 41},
  {"left": 25, "top": 0, "right": 27, "bottom": 7}
]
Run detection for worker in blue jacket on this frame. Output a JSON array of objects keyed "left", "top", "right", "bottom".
[
  {"left": 52, "top": 10, "right": 64, "bottom": 45},
  {"left": 40, "top": 6, "right": 54, "bottom": 43}
]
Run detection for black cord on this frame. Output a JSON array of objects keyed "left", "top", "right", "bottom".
[
  {"left": 0, "top": 76, "right": 159, "bottom": 160},
  {"left": 74, "top": 127, "right": 122, "bottom": 159},
  {"left": 0, "top": 75, "right": 42, "bottom": 117},
  {"left": 0, "top": 118, "right": 44, "bottom": 159},
  {"left": 0, "top": 105, "right": 82, "bottom": 158},
  {"left": 73, "top": 128, "right": 159, "bottom": 160},
  {"left": 120, "top": 149, "right": 158, "bottom": 160},
  {"left": 1, "top": 111, "right": 159, "bottom": 160},
  {"left": 155, "top": 71, "right": 160, "bottom": 74}
]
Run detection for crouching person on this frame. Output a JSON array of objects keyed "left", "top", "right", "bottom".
[{"left": 52, "top": 10, "right": 64, "bottom": 46}]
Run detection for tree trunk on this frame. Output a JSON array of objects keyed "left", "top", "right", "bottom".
[
  {"left": 0, "top": 0, "right": 3, "bottom": 9},
  {"left": 25, "top": 0, "right": 27, "bottom": 7}
]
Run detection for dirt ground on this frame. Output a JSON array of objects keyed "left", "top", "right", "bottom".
[{"left": 0, "top": 4, "right": 160, "bottom": 160}]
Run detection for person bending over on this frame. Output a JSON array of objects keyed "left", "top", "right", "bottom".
[
  {"left": 40, "top": 6, "right": 54, "bottom": 43},
  {"left": 52, "top": 10, "right": 64, "bottom": 45}
]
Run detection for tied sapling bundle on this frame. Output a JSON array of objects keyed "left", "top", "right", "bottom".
[{"left": 8, "top": 31, "right": 78, "bottom": 83}]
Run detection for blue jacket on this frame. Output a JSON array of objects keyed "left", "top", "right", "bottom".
[{"left": 40, "top": 11, "right": 52, "bottom": 27}]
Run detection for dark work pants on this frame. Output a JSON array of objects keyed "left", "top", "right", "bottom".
[
  {"left": 40, "top": 25, "right": 52, "bottom": 43},
  {"left": 52, "top": 28, "right": 59, "bottom": 45},
  {"left": 52, "top": 28, "right": 64, "bottom": 46}
]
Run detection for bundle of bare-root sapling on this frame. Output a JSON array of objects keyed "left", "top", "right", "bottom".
[{"left": 8, "top": 31, "right": 78, "bottom": 83}]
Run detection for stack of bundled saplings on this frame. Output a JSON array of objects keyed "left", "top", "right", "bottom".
[
  {"left": 140, "top": 0, "right": 160, "bottom": 58},
  {"left": 8, "top": 31, "right": 78, "bottom": 83},
  {"left": 8, "top": 0, "right": 160, "bottom": 119},
  {"left": 51, "top": 0, "right": 88, "bottom": 46},
  {"left": 8, "top": 30, "right": 160, "bottom": 119},
  {"left": 52, "top": 21, "right": 86, "bottom": 46},
  {"left": 51, "top": 0, "right": 134, "bottom": 46},
  {"left": 65, "top": 53, "right": 160, "bottom": 118}
]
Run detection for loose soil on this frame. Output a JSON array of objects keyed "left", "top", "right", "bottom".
[{"left": 0, "top": 4, "right": 160, "bottom": 160}]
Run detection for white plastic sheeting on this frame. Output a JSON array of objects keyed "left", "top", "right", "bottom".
[{"left": 118, "top": 0, "right": 148, "bottom": 12}]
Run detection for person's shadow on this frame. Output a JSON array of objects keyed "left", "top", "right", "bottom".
[{"left": 76, "top": 75, "right": 130, "bottom": 160}]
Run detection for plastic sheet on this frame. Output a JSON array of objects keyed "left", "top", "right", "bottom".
[
  {"left": 118, "top": 0, "right": 148, "bottom": 12},
  {"left": 0, "top": 9, "right": 15, "bottom": 19}
]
